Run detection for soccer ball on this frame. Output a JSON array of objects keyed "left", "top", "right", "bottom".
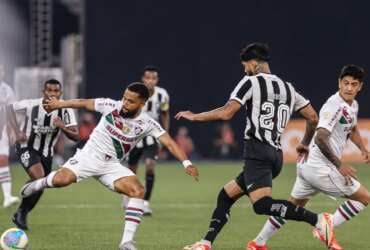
[{"left": 0, "top": 228, "right": 28, "bottom": 250}]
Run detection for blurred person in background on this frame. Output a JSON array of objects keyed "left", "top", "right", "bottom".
[
  {"left": 0, "top": 64, "right": 20, "bottom": 208},
  {"left": 7, "top": 79, "right": 79, "bottom": 230},
  {"left": 175, "top": 126, "right": 196, "bottom": 159},
  {"left": 126, "top": 65, "right": 170, "bottom": 216},
  {"left": 213, "top": 122, "right": 237, "bottom": 159},
  {"left": 75, "top": 111, "right": 97, "bottom": 149}
]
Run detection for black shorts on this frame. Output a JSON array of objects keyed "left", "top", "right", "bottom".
[
  {"left": 235, "top": 138, "right": 283, "bottom": 194},
  {"left": 16, "top": 147, "right": 53, "bottom": 176},
  {"left": 127, "top": 144, "right": 159, "bottom": 166}
]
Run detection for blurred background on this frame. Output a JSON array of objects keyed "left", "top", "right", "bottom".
[{"left": 1, "top": 0, "right": 370, "bottom": 162}]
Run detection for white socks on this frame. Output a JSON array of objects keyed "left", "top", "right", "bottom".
[
  {"left": 254, "top": 216, "right": 286, "bottom": 245},
  {"left": 120, "top": 198, "right": 144, "bottom": 245},
  {"left": 0, "top": 166, "right": 12, "bottom": 200},
  {"left": 333, "top": 200, "right": 366, "bottom": 227}
]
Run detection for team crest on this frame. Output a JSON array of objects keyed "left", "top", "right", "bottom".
[
  {"left": 339, "top": 107, "right": 353, "bottom": 125},
  {"left": 122, "top": 124, "right": 131, "bottom": 134}
]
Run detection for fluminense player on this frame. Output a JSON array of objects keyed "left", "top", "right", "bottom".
[
  {"left": 176, "top": 43, "right": 336, "bottom": 250},
  {"left": 127, "top": 65, "right": 170, "bottom": 215},
  {"left": 0, "top": 64, "right": 19, "bottom": 208},
  {"left": 249, "top": 65, "right": 370, "bottom": 250},
  {"left": 19, "top": 82, "right": 199, "bottom": 250}
]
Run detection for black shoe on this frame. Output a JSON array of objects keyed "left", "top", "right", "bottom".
[{"left": 12, "top": 210, "right": 28, "bottom": 230}]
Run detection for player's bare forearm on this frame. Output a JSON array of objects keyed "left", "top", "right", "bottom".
[
  {"left": 45, "top": 99, "right": 95, "bottom": 111},
  {"left": 60, "top": 126, "right": 80, "bottom": 141},
  {"left": 160, "top": 110, "right": 170, "bottom": 132},
  {"left": 159, "top": 133, "right": 187, "bottom": 161},
  {"left": 299, "top": 104, "right": 318, "bottom": 146},
  {"left": 315, "top": 128, "right": 341, "bottom": 168},
  {"left": 6, "top": 105, "right": 20, "bottom": 134},
  {"left": 350, "top": 126, "right": 367, "bottom": 152}
]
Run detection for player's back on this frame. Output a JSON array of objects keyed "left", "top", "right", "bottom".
[{"left": 230, "top": 73, "right": 309, "bottom": 149}]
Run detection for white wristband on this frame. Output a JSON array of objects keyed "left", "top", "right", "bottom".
[{"left": 182, "top": 160, "right": 192, "bottom": 168}]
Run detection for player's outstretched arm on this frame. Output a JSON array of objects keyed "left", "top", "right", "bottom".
[
  {"left": 175, "top": 100, "right": 241, "bottom": 122},
  {"left": 158, "top": 132, "right": 199, "bottom": 181},
  {"left": 44, "top": 98, "right": 96, "bottom": 112},
  {"left": 350, "top": 125, "right": 370, "bottom": 163},
  {"left": 5, "top": 105, "right": 27, "bottom": 143},
  {"left": 296, "top": 104, "right": 318, "bottom": 161}
]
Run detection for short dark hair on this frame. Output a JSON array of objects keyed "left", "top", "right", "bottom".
[
  {"left": 141, "top": 65, "right": 159, "bottom": 76},
  {"left": 44, "top": 79, "right": 61, "bottom": 88},
  {"left": 127, "top": 82, "right": 150, "bottom": 101},
  {"left": 339, "top": 64, "right": 365, "bottom": 82},
  {"left": 240, "top": 43, "right": 270, "bottom": 62}
]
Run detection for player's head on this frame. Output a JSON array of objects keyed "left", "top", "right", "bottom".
[
  {"left": 43, "top": 79, "right": 62, "bottom": 101},
  {"left": 338, "top": 64, "right": 365, "bottom": 103},
  {"left": 121, "top": 82, "right": 150, "bottom": 118},
  {"left": 141, "top": 65, "right": 159, "bottom": 94},
  {"left": 0, "top": 65, "right": 4, "bottom": 81},
  {"left": 240, "top": 43, "right": 270, "bottom": 76}
]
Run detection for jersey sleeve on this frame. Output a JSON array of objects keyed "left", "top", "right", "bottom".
[
  {"left": 229, "top": 76, "right": 252, "bottom": 105},
  {"left": 6, "top": 86, "right": 16, "bottom": 104},
  {"left": 63, "top": 108, "right": 78, "bottom": 127},
  {"left": 147, "top": 119, "right": 166, "bottom": 138},
  {"left": 294, "top": 91, "right": 310, "bottom": 111},
  {"left": 94, "top": 98, "right": 120, "bottom": 114},
  {"left": 317, "top": 101, "right": 342, "bottom": 132},
  {"left": 160, "top": 90, "right": 170, "bottom": 112}
]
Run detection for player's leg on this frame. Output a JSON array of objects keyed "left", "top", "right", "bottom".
[
  {"left": 123, "top": 147, "right": 142, "bottom": 209},
  {"left": 142, "top": 144, "right": 159, "bottom": 215},
  {"left": 183, "top": 178, "right": 244, "bottom": 250},
  {"left": 0, "top": 129, "right": 19, "bottom": 208}
]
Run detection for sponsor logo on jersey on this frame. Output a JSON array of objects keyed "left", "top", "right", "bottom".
[
  {"left": 32, "top": 125, "right": 57, "bottom": 134},
  {"left": 105, "top": 124, "right": 135, "bottom": 143}
]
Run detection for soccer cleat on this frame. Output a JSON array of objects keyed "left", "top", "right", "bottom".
[
  {"left": 143, "top": 201, "right": 152, "bottom": 216},
  {"left": 20, "top": 182, "right": 38, "bottom": 198},
  {"left": 246, "top": 240, "right": 268, "bottom": 250},
  {"left": 118, "top": 240, "right": 137, "bottom": 250},
  {"left": 314, "top": 213, "right": 335, "bottom": 248},
  {"left": 183, "top": 242, "right": 211, "bottom": 250},
  {"left": 12, "top": 210, "right": 29, "bottom": 230},
  {"left": 313, "top": 228, "right": 343, "bottom": 250},
  {"left": 3, "top": 196, "right": 20, "bottom": 208}
]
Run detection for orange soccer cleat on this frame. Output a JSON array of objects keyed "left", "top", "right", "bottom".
[
  {"left": 313, "top": 227, "right": 343, "bottom": 250},
  {"left": 183, "top": 242, "right": 211, "bottom": 250},
  {"left": 246, "top": 240, "right": 268, "bottom": 250}
]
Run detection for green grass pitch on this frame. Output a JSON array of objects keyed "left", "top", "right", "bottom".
[{"left": 1, "top": 162, "right": 369, "bottom": 249}]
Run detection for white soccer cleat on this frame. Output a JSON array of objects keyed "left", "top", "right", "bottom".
[
  {"left": 183, "top": 242, "right": 211, "bottom": 250},
  {"left": 314, "top": 212, "right": 335, "bottom": 247},
  {"left": 119, "top": 241, "right": 137, "bottom": 250},
  {"left": 143, "top": 201, "right": 152, "bottom": 216},
  {"left": 3, "top": 196, "right": 20, "bottom": 208},
  {"left": 20, "top": 182, "right": 39, "bottom": 198}
]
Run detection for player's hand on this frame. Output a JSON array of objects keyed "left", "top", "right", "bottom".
[
  {"left": 185, "top": 165, "right": 199, "bottom": 182},
  {"left": 338, "top": 164, "right": 357, "bottom": 185},
  {"left": 43, "top": 98, "right": 62, "bottom": 111},
  {"left": 175, "top": 111, "right": 196, "bottom": 121},
  {"left": 296, "top": 144, "right": 309, "bottom": 163},
  {"left": 361, "top": 150, "right": 370, "bottom": 164},
  {"left": 53, "top": 117, "right": 65, "bottom": 129}
]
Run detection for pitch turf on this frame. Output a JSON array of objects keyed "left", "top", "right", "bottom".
[{"left": 1, "top": 162, "right": 370, "bottom": 250}]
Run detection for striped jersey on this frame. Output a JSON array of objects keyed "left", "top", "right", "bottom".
[
  {"left": 0, "top": 81, "right": 16, "bottom": 138},
  {"left": 83, "top": 98, "right": 166, "bottom": 161},
  {"left": 229, "top": 73, "right": 310, "bottom": 149},
  {"left": 13, "top": 98, "right": 77, "bottom": 158},
  {"left": 136, "top": 86, "right": 169, "bottom": 148}
]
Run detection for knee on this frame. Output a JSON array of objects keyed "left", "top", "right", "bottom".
[
  {"left": 145, "top": 159, "right": 156, "bottom": 172},
  {"left": 52, "top": 172, "right": 73, "bottom": 187},
  {"left": 126, "top": 185, "right": 145, "bottom": 199},
  {"left": 362, "top": 191, "right": 370, "bottom": 206},
  {"left": 253, "top": 196, "right": 273, "bottom": 215}
]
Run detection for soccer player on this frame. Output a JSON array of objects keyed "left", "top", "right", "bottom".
[
  {"left": 127, "top": 65, "right": 170, "bottom": 215},
  {"left": 176, "top": 43, "right": 335, "bottom": 250},
  {"left": 19, "top": 83, "right": 199, "bottom": 250},
  {"left": 248, "top": 65, "right": 370, "bottom": 250},
  {"left": 0, "top": 64, "right": 20, "bottom": 208},
  {"left": 7, "top": 79, "right": 79, "bottom": 230}
]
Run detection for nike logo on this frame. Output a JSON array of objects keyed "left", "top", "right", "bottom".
[{"left": 247, "top": 183, "right": 254, "bottom": 190}]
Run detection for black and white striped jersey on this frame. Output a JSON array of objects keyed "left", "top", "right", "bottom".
[
  {"left": 13, "top": 98, "right": 77, "bottom": 158},
  {"left": 136, "top": 86, "right": 169, "bottom": 148},
  {"left": 230, "top": 73, "right": 310, "bottom": 149}
]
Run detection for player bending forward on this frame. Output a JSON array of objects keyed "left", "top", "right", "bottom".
[
  {"left": 19, "top": 83, "right": 199, "bottom": 250},
  {"left": 248, "top": 65, "right": 370, "bottom": 250}
]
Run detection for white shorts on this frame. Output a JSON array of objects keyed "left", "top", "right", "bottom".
[
  {"left": 291, "top": 162, "right": 361, "bottom": 199},
  {"left": 63, "top": 148, "right": 135, "bottom": 191},
  {"left": 0, "top": 128, "right": 9, "bottom": 156}
]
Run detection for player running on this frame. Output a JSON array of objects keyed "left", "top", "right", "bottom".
[
  {"left": 0, "top": 64, "right": 20, "bottom": 208},
  {"left": 176, "top": 43, "right": 336, "bottom": 250},
  {"left": 7, "top": 79, "right": 79, "bottom": 229},
  {"left": 126, "top": 66, "right": 170, "bottom": 215},
  {"left": 19, "top": 82, "right": 199, "bottom": 250},
  {"left": 248, "top": 64, "right": 370, "bottom": 250}
]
